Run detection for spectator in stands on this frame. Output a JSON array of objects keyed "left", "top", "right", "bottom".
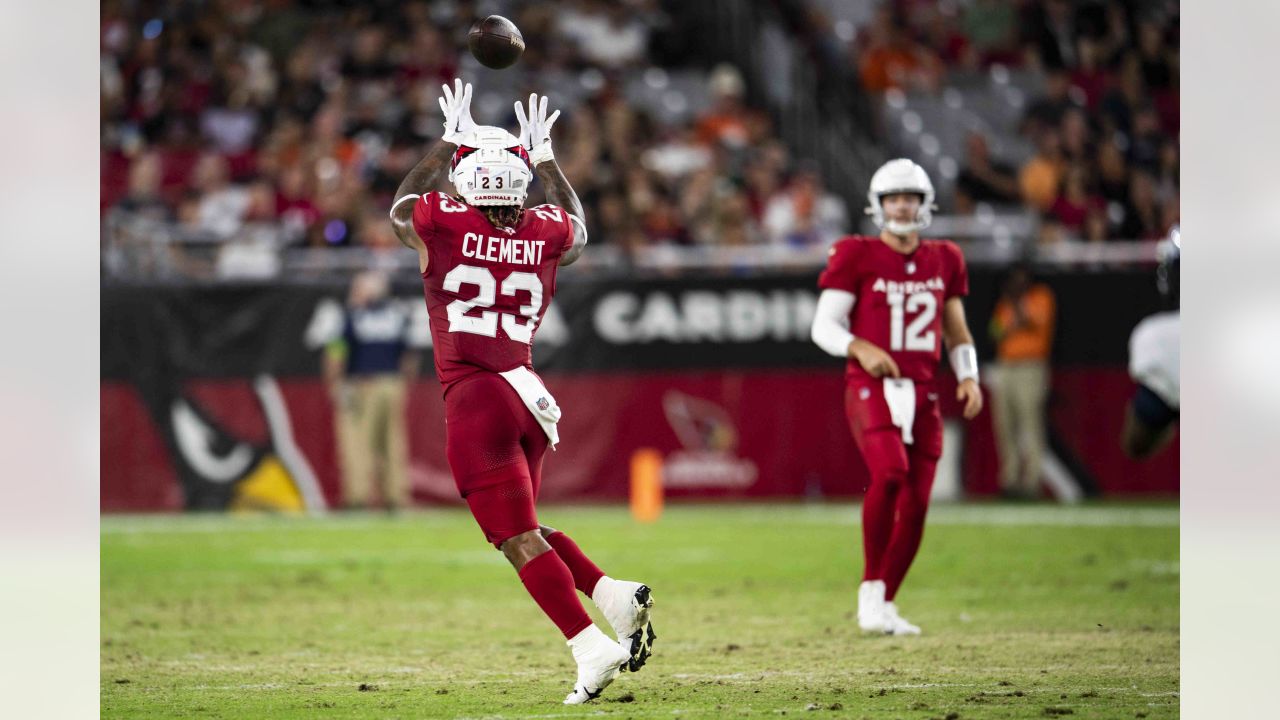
[
  {"left": 1025, "top": 0, "right": 1081, "bottom": 70},
  {"left": 113, "top": 152, "right": 172, "bottom": 222},
  {"left": 1095, "top": 140, "right": 1131, "bottom": 208},
  {"left": 325, "top": 270, "right": 418, "bottom": 512},
  {"left": 762, "top": 168, "right": 848, "bottom": 249},
  {"left": 961, "top": 0, "right": 1020, "bottom": 67},
  {"left": 558, "top": 0, "right": 652, "bottom": 69},
  {"left": 1069, "top": 38, "right": 1108, "bottom": 110},
  {"left": 275, "top": 164, "right": 321, "bottom": 244},
  {"left": 919, "top": 4, "right": 975, "bottom": 70},
  {"left": 1037, "top": 215, "right": 1066, "bottom": 246},
  {"left": 1020, "top": 68, "right": 1076, "bottom": 140},
  {"left": 1019, "top": 128, "right": 1065, "bottom": 212},
  {"left": 1082, "top": 206, "right": 1110, "bottom": 243},
  {"left": 988, "top": 263, "right": 1056, "bottom": 500},
  {"left": 695, "top": 65, "right": 753, "bottom": 149},
  {"left": 1059, "top": 107, "right": 1093, "bottom": 165},
  {"left": 1101, "top": 54, "right": 1147, "bottom": 137},
  {"left": 1137, "top": 19, "right": 1177, "bottom": 93},
  {"left": 1050, "top": 165, "right": 1103, "bottom": 233},
  {"left": 743, "top": 155, "right": 784, "bottom": 224},
  {"left": 1127, "top": 105, "right": 1166, "bottom": 171},
  {"left": 1155, "top": 140, "right": 1179, "bottom": 207},
  {"left": 188, "top": 153, "right": 251, "bottom": 238},
  {"left": 1117, "top": 170, "right": 1164, "bottom": 240},
  {"left": 954, "top": 132, "right": 1020, "bottom": 213},
  {"left": 857, "top": 5, "right": 941, "bottom": 94},
  {"left": 101, "top": 0, "right": 1179, "bottom": 272}
]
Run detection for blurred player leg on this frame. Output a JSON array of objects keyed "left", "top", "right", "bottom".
[
  {"left": 847, "top": 382, "right": 911, "bottom": 632},
  {"left": 447, "top": 376, "right": 591, "bottom": 635},
  {"left": 337, "top": 380, "right": 374, "bottom": 509},
  {"left": 1015, "top": 364, "right": 1049, "bottom": 498},
  {"left": 544, "top": 530, "right": 605, "bottom": 595},
  {"left": 990, "top": 366, "right": 1023, "bottom": 498},
  {"left": 879, "top": 452, "right": 937, "bottom": 635},
  {"left": 534, "top": 436, "right": 656, "bottom": 672},
  {"left": 882, "top": 452, "right": 938, "bottom": 602},
  {"left": 860, "top": 469, "right": 901, "bottom": 583},
  {"left": 881, "top": 400, "right": 943, "bottom": 635},
  {"left": 447, "top": 374, "right": 627, "bottom": 701},
  {"left": 381, "top": 377, "right": 411, "bottom": 510},
  {"left": 854, "top": 428, "right": 910, "bottom": 579}
]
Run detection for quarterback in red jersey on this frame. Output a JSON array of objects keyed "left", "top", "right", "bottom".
[
  {"left": 389, "top": 80, "right": 654, "bottom": 704},
  {"left": 810, "top": 158, "right": 983, "bottom": 635}
]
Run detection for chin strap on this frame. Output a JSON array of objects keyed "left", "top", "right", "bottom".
[{"left": 885, "top": 219, "right": 924, "bottom": 235}]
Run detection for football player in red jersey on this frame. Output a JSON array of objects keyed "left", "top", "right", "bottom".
[
  {"left": 810, "top": 159, "right": 984, "bottom": 635},
  {"left": 389, "top": 80, "right": 654, "bottom": 704}
]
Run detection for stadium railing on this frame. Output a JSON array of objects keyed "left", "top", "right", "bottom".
[{"left": 101, "top": 211, "right": 1161, "bottom": 284}]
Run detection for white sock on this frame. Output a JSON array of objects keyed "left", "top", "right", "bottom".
[
  {"left": 566, "top": 623, "right": 611, "bottom": 651},
  {"left": 590, "top": 575, "right": 616, "bottom": 606}
]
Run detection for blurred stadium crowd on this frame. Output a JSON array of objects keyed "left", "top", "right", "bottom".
[
  {"left": 100, "top": 0, "right": 1178, "bottom": 274},
  {"left": 842, "top": 0, "right": 1180, "bottom": 242}
]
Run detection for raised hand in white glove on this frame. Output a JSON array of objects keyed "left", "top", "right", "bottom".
[
  {"left": 514, "top": 92, "right": 561, "bottom": 166},
  {"left": 438, "top": 78, "right": 477, "bottom": 146}
]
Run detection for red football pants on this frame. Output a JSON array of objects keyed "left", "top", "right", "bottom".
[
  {"left": 445, "top": 373, "right": 549, "bottom": 547},
  {"left": 845, "top": 379, "right": 942, "bottom": 601}
]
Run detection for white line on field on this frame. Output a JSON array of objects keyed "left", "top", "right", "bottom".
[{"left": 101, "top": 504, "right": 1177, "bottom": 534}]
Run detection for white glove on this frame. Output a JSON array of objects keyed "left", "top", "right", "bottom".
[
  {"left": 514, "top": 92, "right": 561, "bottom": 166},
  {"left": 438, "top": 78, "right": 477, "bottom": 146}
]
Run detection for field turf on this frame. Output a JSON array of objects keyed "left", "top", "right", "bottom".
[{"left": 102, "top": 503, "right": 1178, "bottom": 719}]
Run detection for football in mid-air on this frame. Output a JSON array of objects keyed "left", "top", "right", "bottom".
[{"left": 468, "top": 15, "right": 525, "bottom": 69}]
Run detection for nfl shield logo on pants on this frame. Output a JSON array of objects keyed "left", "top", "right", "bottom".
[{"left": 536, "top": 397, "right": 549, "bottom": 411}]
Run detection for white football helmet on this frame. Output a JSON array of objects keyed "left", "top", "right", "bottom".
[
  {"left": 865, "top": 158, "right": 936, "bottom": 235},
  {"left": 448, "top": 125, "right": 534, "bottom": 207}
]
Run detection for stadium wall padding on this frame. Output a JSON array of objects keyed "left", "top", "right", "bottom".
[{"left": 100, "top": 269, "right": 1178, "bottom": 511}]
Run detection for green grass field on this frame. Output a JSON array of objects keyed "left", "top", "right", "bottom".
[{"left": 101, "top": 504, "right": 1178, "bottom": 719}]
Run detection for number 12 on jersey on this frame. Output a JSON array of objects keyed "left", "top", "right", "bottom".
[
  {"left": 887, "top": 292, "right": 937, "bottom": 352},
  {"left": 442, "top": 264, "right": 543, "bottom": 343}
]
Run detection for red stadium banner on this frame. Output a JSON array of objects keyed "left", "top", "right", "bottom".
[{"left": 100, "top": 271, "right": 1178, "bottom": 512}]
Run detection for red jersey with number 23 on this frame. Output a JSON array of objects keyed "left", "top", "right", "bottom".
[
  {"left": 817, "top": 235, "right": 969, "bottom": 385},
  {"left": 412, "top": 191, "right": 575, "bottom": 391}
]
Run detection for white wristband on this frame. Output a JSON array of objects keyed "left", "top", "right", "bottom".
[
  {"left": 950, "top": 343, "right": 979, "bottom": 383},
  {"left": 390, "top": 193, "right": 420, "bottom": 220},
  {"left": 528, "top": 142, "right": 555, "bottom": 166}
]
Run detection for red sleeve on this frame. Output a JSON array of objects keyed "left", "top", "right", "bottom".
[
  {"left": 561, "top": 211, "right": 577, "bottom": 255},
  {"left": 530, "top": 204, "right": 575, "bottom": 258},
  {"left": 944, "top": 241, "right": 969, "bottom": 298},
  {"left": 817, "top": 238, "right": 860, "bottom": 293},
  {"left": 411, "top": 191, "right": 437, "bottom": 244}
]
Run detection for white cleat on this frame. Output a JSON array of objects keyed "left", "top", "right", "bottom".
[
  {"left": 882, "top": 601, "right": 921, "bottom": 635},
  {"left": 857, "top": 580, "right": 888, "bottom": 633},
  {"left": 592, "top": 576, "right": 656, "bottom": 672},
  {"left": 563, "top": 625, "right": 630, "bottom": 705}
]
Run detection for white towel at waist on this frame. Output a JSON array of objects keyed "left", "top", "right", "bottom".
[
  {"left": 498, "top": 366, "right": 562, "bottom": 450},
  {"left": 883, "top": 378, "right": 916, "bottom": 445}
]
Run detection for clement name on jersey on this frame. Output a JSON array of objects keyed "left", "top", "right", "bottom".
[
  {"left": 412, "top": 190, "right": 575, "bottom": 390},
  {"left": 818, "top": 234, "right": 969, "bottom": 386}
]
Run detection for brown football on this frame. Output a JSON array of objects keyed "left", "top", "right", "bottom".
[{"left": 468, "top": 15, "right": 525, "bottom": 69}]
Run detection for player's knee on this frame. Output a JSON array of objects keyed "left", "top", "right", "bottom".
[
  {"left": 873, "top": 469, "right": 907, "bottom": 491},
  {"left": 500, "top": 529, "right": 551, "bottom": 569},
  {"left": 538, "top": 524, "right": 558, "bottom": 538}
]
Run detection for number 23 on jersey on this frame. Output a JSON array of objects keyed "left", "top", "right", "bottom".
[{"left": 442, "top": 265, "right": 544, "bottom": 344}]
